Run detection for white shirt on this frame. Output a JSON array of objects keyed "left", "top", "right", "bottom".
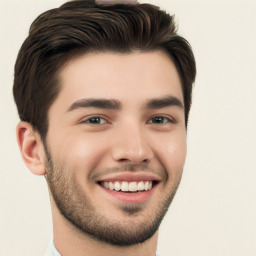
[
  {"left": 44, "top": 240, "right": 61, "bottom": 256},
  {"left": 44, "top": 239, "right": 160, "bottom": 256}
]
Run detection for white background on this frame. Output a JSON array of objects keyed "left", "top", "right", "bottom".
[{"left": 0, "top": 0, "right": 255, "bottom": 255}]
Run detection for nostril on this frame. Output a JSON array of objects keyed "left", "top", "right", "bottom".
[
  {"left": 119, "top": 158, "right": 129, "bottom": 162},
  {"left": 118, "top": 158, "right": 149, "bottom": 165}
]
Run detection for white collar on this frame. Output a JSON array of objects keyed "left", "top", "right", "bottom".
[
  {"left": 44, "top": 239, "right": 160, "bottom": 256},
  {"left": 44, "top": 240, "right": 61, "bottom": 256}
]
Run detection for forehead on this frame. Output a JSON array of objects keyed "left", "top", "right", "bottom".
[{"left": 55, "top": 50, "right": 183, "bottom": 109}]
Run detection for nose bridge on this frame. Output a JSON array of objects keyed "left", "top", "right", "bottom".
[{"left": 111, "top": 119, "right": 153, "bottom": 164}]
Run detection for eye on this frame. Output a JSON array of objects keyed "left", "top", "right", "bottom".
[
  {"left": 82, "top": 116, "right": 108, "bottom": 125},
  {"left": 148, "top": 116, "right": 173, "bottom": 124}
]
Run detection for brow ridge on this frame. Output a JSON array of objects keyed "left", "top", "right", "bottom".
[
  {"left": 68, "top": 98, "right": 121, "bottom": 112},
  {"left": 67, "top": 95, "right": 183, "bottom": 113},
  {"left": 146, "top": 96, "right": 184, "bottom": 109}
]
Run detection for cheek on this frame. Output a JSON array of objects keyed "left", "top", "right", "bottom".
[
  {"left": 48, "top": 133, "right": 110, "bottom": 177},
  {"left": 153, "top": 132, "right": 187, "bottom": 176},
  {"left": 166, "top": 138, "right": 187, "bottom": 164}
]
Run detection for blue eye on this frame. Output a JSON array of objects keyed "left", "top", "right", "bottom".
[
  {"left": 148, "top": 116, "right": 171, "bottom": 124},
  {"left": 85, "top": 117, "right": 107, "bottom": 124}
]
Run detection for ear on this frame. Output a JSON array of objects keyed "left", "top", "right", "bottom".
[{"left": 16, "top": 122, "right": 46, "bottom": 176}]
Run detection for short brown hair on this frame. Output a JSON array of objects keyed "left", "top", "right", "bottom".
[{"left": 13, "top": 0, "right": 196, "bottom": 139}]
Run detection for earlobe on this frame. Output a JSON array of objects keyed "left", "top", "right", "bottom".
[{"left": 16, "top": 122, "right": 46, "bottom": 176}]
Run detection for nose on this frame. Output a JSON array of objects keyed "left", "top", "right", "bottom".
[{"left": 111, "top": 123, "right": 153, "bottom": 164}]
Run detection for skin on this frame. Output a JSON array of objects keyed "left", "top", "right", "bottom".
[{"left": 17, "top": 50, "right": 187, "bottom": 256}]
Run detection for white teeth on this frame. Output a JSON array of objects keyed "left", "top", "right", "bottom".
[
  {"left": 103, "top": 181, "right": 109, "bottom": 189},
  {"left": 114, "top": 182, "right": 121, "bottom": 191},
  {"left": 101, "top": 181, "right": 153, "bottom": 192},
  {"left": 129, "top": 182, "right": 137, "bottom": 192},
  {"left": 108, "top": 182, "right": 114, "bottom": 190},
  {"left": 137, "top": 181, "right": 144, "bottom": 191},
  {"left": 121, "top": 182, "right": 129, "bottom": 192},
  {"left": 145, "top": 181, "right": 149, "bottom": 191}
]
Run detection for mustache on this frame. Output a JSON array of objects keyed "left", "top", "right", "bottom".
[{"left": 90, "top": 163, "right": 168, "bottom": 181}]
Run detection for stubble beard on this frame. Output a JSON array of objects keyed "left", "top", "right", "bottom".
[{"left": 44, "top": 148, "right": 182, "bottom": 246}]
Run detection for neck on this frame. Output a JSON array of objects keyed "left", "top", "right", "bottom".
[{"left": 51, "top": 201, "right": 159, "bottom": 256}]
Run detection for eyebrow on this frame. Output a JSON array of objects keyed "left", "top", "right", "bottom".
[
  {"left": 67, "top": 95, "right": 183, "bottom": 112},
  {"left": 67, "top": 98, "right": 121, "bottom": 112},
  {"left": 146, "top": 96, "right": 184, "bottom": 109}
]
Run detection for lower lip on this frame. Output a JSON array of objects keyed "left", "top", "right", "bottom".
[{"left": 100, "top": 184, "right": 157, "bottom": 204}]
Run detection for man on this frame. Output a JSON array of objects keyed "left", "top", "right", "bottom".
[{"left": 13, "top": 0, "right": 196, "bottom": 255}]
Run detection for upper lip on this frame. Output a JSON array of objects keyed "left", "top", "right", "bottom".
[{"left": 96, "top": 172, "right": 162, "bottom": 183}]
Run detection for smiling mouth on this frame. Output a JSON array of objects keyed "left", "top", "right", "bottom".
[{"left": 100, "top": 181, "right": 157, "bottom": 193}]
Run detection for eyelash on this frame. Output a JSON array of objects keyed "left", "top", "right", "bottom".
[
  {"left": 147, "top": 116, "right": 174, "bottom": 125},
  {"left": 81, "top": 115, "right": 174, "bottom": 125},
  {"left": 81, "top": 116, "right": 109, "bottom": 125}
]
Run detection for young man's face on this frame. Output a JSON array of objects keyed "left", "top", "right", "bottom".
[{"left": 44, "top": 50, "right": 186, "bottom": 245}]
